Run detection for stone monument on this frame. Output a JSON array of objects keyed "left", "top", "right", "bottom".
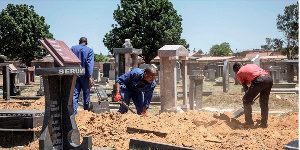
[
  {"left": 112, "top": 39, "right": 142, "bottom": 101},
  {"left": 37, "top": 39, "right": 92, "bottom": 150},
  {"left": 158, "top": 45, "right": 189, "bottom": 113}
]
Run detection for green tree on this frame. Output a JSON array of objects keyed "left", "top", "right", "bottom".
[
  {"left": 94, "top": 53, "right": 109, "bottom": 62},
  {"left": 197, "top": 49, "right": 203, "bottom": 54},
  {"left": 275, "top": 2, "right": 298, "bottom": 59},
  {"left": 261, "top": 38, "right": 273, "bottom": 50},
  {"left": 0, "top": 4, "right": 53, "bottom": 66},
  {"left": 209, "top": 42, "right": 231, "bottom": 56},
  {"left": 103, "top": 0, "right": 188, "bottom": 63}
]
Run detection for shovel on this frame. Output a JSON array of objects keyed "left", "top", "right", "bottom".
[
  {"left": 120, "top": 99, "right": 136, "bottom": 114},
  {"left": 232, "top": 94, "right": 260, "bottom": 118}
]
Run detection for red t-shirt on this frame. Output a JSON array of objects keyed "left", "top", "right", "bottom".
[{"left": 236, "top": 64, "right": 269, "bottom": 85}]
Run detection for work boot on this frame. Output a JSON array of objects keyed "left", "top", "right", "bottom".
[{"left": 243, "top": 104, "right": 254, "bottom": 125}]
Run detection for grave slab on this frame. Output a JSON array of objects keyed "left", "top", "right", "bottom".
[
  {"left": 89, "top": 101, "right": 110, "bottom": 114},
  {"left": 129, "top": 139, "right": 195, "bottom": 150},
  {"left": 0, "top": 109, "right": 44, "bottom": 129}
]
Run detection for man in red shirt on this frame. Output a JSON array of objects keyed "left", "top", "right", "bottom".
[{"left": 233, "top": 62, "right": 273, "bottom": 128}]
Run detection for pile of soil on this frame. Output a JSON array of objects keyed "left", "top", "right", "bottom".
[{"left": 1, "top": 97, "right": 298, "bottom": 150}]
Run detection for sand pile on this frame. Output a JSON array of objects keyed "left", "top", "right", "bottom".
[{"left": 1, "top": 97, "right": 298, "bottom": 150}]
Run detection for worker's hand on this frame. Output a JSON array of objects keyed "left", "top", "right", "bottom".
[
  {"left": 142, "top": 106, "right": 147, "bottom": 116},
  {"left": 114, "top": 92, "right": 121, "bottom": 102},
  {"left": 89, "top": 76, "right": 93, "bottom": 87}
]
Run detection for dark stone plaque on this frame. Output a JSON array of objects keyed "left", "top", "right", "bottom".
[{"left": 39, "top": 39, "right": 81, "bottom": 67}]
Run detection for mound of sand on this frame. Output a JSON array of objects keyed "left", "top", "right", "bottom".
[{"left": 1, "top": 97, "right": 298, "bottom": 150}]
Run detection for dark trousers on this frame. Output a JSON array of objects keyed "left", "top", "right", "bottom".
[
  {"left": 73, "top": 77, "right": 91, "bottom": 115},
  {"left": 243, "top": 75, "right": 273, "bottom": 124}
]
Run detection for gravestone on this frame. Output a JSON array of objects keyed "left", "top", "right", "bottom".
[
  {"left": 189, "top": 74, "right": 204, "bottom": 110},
  {"left": 282, "top": 60, "right": 298, "bottom": 83},
  {"left": 0, "top": 109, "right": 44, "bottom": 147},
  {"left": 25, "top": 67, "right": 35, "bottom": 85},
  {"left": 17, "top": 68, "right": 26, "bottom": 84},
  {"left": 205, "top": 63, "right": 218, "bottom": 77},
  {"left": 217, "top": 64, "right": 223, "bottom": 77},
  {"left": 222, "top": 60, "right": 229, "bottom": 93},
  {"left": 112, "top": 39, "right": 142, "bottom": 101},
  {"left": 100, "top": 77, "right": 109, "bottom": 85},
  {"left": 205, "top": 69, "right": 216, "bottom": 82},
  {"left": 38, "top": 39, "right": 92, "bottom": 150},
  {"left": 113, "top": 39, "right": 142, "bottom": 79},
  {"left": 109, "top": 70, "right": 115, "bottom": 80},
  {"left": 92, "top": 68, "right": 101, "bottom": 82},
  {"left": 37, "top": 76, "right": 44, "bottom": 96},
  {"left": 158, "top": 45, "right": 189, "bottom": 113},
  {"left": 90, "top": 86, "right": 110, "bottom": 114},
  {"left": 9, "top": 64, "right": 20, "bottom": 96},
  {"left": 0, "top": 63, "right": 10, "bottom": 100},
  {"left": 102, "top": 63, "right": 111, "bottom": 77},
  {"left": 269, "top": 66, "right": 281, "bottom": 83}
]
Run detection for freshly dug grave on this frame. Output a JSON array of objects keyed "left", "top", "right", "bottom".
[{"left": 1, "top": 97, "right": 297, "bottom": 150}]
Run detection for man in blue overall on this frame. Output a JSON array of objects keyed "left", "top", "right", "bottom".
[
  {"left": 71, "top": 37, "right": 94, "bottom": 115},
  {"left": 114, "top": 65, "right": 156, "bottom": 115}
]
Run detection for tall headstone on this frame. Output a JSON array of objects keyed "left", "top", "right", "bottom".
[
  {"left": 109, "top": 70, "right": 115, "bottom": 80},
  {"left": 25, "top": 67, "right": 35, "bottom": 85},
  {"left": 189, "top": 75, "right": 204, "bottom": 110},
  {"left": 38, "top": 39, "right": 92, "bottom": 150},
  {"left": 37, "top": 76, "right": 44, "bottom": 96},
  {"left": 102, "top": 63, "right": 111, "bottom": 77},
  {"left": 0, "top": 63, "right": 10, "bottom": 100},
  {"left": 158, "top": 45, "right": 189, "bottom": 113},
  {"left": 9, "top": 64, "right": 19, "bottom": 96},
  {"left": 92, "top": 67, "right": 101, "bottom": 82}
]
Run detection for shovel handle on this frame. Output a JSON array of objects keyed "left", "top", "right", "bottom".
[{"left": 120, "top": 100, "right": 136, "bottom": 114}]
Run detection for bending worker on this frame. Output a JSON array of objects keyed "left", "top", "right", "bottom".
[
  {"left": 71, "top": 37, "right": 94, "bottom": 115},
  {"left": 233, "top": 62, "right": 273, "bottom": 128},
  {"left": 114, "top": 65, "right": 156, "bottom": 115}
]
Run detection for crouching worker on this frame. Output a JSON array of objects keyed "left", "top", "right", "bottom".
[
  {"left": 114, "top": 65, "right": 156, "bottom": 115},
  {"left": 233, "top": 62, "right": 273, "bottom": 128}
]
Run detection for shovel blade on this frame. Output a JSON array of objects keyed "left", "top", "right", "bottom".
[{"left": 232, "top": 108, "right": 244, "bottom": 118}]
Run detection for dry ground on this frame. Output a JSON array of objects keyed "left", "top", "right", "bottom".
[{"left": 0, "top": 76, "right": 298, "bottom": 150}]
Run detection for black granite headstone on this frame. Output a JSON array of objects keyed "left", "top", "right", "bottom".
[
  {"left": 37, "top": 67, "right": 92, "bottom": 150},
  {"left": 103, "top": 63, "right": 111, "bottom": 77},
  {"left": 38, "top": 39, "right": 92, "bottom": 150}
]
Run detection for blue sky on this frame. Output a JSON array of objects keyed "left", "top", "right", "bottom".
[{"left": 0, "top": 0, "right": 297, "bottom": 55}]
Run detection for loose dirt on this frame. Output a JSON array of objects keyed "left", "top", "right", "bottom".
[{"left": 1, "top": 97, "right": 298, "bottom": 150}]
